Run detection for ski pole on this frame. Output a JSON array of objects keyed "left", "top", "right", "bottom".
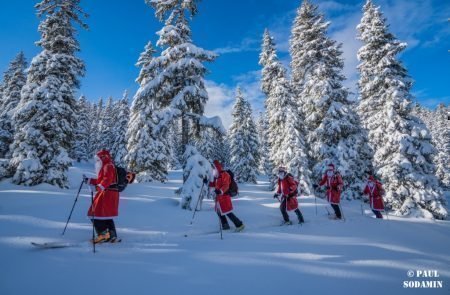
[
  {"left": 381, "top": 197, "right": 389, "bottom": 220},
  {"left": 90, "top": 185, "right": 96, "bottom": 254},
  {"left": 314, "top": 195, "right": 317, "bottom": 216},
  {"left": 219, "top": 215, "right": 223, "bottom": 240},
  {"left": 338, "top": 203, "right": 346, "bottom": 222},
  {"left": 190, "top": 181, "right": 206, "bottom": 225},
  {"left": 62, "top": 180, "right": 84, "bottom": 235}
]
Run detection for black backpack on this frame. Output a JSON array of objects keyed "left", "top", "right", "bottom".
[
  {"left": 109, "top": 166, "right": 129, "bottom": 192},
  {"left": 225, "top": 169, "right": 239, "bottom": 197}
]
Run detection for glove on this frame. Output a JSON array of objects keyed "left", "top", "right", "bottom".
[
  {"left": 203, "top": 177, "right": 208, "bottom": 184},
  {"left": 214, "top": 189, "right": 221, "bottom": 195},
  {"left": 313, "top": 184, "right": 318, "bottom": 189},
  {"left": 273, "top": 193, "right": 279, "bottom": 199},
  {"left": 82, "top": 174, "right": 89, "bottom": 184},
  {"left": 97, "top": 184, "right": 105, "bottom": 192}
]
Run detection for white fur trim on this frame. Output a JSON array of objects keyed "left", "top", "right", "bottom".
[{"left": 87, "top": 216, "right": 118, "bottom": 220}]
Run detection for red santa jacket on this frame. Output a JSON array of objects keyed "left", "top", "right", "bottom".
[
  {"left": 363, "top": 179, "right": 385, "bottom": 211},
  {"left": 319, "top": 170, "right": 343, "bottom": 204},
  {"left": 277, "top": 175, "right": 299, "bottom": 211},
  {"left": 87, "top": 150, "right": 120, "bottom": 219},
  {"left": 210, "top": 161, "right": 233, "bottom": 215}
]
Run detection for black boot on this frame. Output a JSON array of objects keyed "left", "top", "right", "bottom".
[{"left": 295, "top": 209, "right": 305, "bottom": 224}]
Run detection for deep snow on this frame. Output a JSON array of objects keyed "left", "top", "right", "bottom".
[{"left": 0, "top": 162, "right": 449, "bottom": 295}]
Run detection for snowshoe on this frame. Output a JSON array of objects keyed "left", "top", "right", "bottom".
[
  {"left": 91, "top": 231, "right": 110, "bottom": 244},
  {"left": 328, "top": 215, "right": 341, "bottom": 220},
  {"left": 109, "top": 237, "right": 122, "bottom": 243},
  {"left": 280, "top": 220, "right": 293, "bottom": 226},
  {"left": 235, "top": 224, "right": 245, "bottom": 232}
]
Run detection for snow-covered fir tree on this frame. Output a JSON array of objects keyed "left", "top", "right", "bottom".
[
  {"left": 97, "top": 96, "right": 114, "bottom": 151},
  {"left": 90, "top": 98, "right": 103, "bottom": 154},
  {"left": 290, "top": 0, "right": 314, "bottom": 98},
  {"left": 195, "top": 128, "right": 223, "bottom": 163},
  {"left": 292, "top": 0, "right": 371, "bottom": 199},
  {"left": 9, "top": 0, "right": 87, "bottom": 188},
  {"left": 357, "top": 0, "right": 447, "bottom": 218},
  {"left": 72, "top": 95, "right": 91, "bottom": 162},
  {"left": 142, "top": 0, "right": 221, "bottom": 209},
  {"left": 433, "top": 104, "right": 450, "bottom": 189},
  {"left": 111, "top": 91, "right": 130, "bottom": 167},
  {"left": 257, "top": 112, "right": 275, "bottom": 190},
  {"left": 275, "top": 66, "right": 311, "bottom": 195},
  {"left": 261, "top": 25, "right": 311, "bottom": 193},
  {"left": 0, "top": 52, "right": 27, "bottom": 159},
  {"left": 259, "top": 29, "right": 281, "bottom": 96},
  {"left": 179, "top": 145, "right": 212, "bottom": 209},
  {"left": 261, "top": 35, "right": 289, "bottom": 171},
  {"left": 126, "top": 40, "right": 170, "bottom": 182},
  {"left": 167, "top": 119, "right": 183, "bottom": 170},
  {"left": 145, "top": 0, "right": 217, "bottom": 151},
  {"left": 412, "top": 103, "right": 450, "bottom": 189},
  {"left": 228, "top": 88, "right": 260, "bottom": 183}
]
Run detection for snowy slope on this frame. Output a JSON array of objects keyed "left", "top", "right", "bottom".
[{"left": 0, "top": 163, "right": 449, "bottom": 295}]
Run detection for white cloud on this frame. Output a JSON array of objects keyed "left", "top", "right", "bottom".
[
  {"left": 213, "top": 37, "right": 260, "bottom": 55},
  {"left": 204, "top": 70, "right": 265, "bottom": 130},
  {"left": 204, "top": 80, "right": 235, "bottom": 129}
]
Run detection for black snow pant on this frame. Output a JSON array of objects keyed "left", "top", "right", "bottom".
[
  {"left": 331, "top": 204, "right": 342, "bottom": 219},
  {"left": 217, "top": 211, "right": 243, "bottom": 229},
  {"left": 92, "top": 219, "right": 117, "bottom": 238},
  {"left": 280, "top": 198, "right": 305, "bottom": 223},
  {"left": 372, "top": 210, "right": 383, "bottom": 219}
]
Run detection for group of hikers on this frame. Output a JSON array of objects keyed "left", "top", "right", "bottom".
[{"left": 84, "top": 149, "right": 386, "bottom": 244}]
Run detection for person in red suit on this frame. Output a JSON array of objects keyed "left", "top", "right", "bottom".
[
  {"left": 209, "top": 160, "right": 245, "bottom": 232},
  {"left": 273, "top": 167, "right": 305, "bottom": 225},
  {"left": 363, "top": 175, "right": 385, "bottom": 218},
  {"left": 84, "top": 149, "right": 120, "bottom": 243},
  {"left": 317, "top": 163, "right": 343, "bottom": 219}
]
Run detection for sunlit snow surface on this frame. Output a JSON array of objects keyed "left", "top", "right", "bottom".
[{"left": 0, "top": 162, "right": 449, "bottom": 295}]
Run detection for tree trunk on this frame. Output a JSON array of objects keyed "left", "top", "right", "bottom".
[{"left": 181, "top": 112, "right": 189, "bottom": 182}]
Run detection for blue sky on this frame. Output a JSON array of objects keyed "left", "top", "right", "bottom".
[{"left": 0, "top": 0, "right": 449, "bottom": 127}]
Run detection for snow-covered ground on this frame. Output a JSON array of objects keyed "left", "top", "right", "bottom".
[{"left": 1, "top": 163, "right": 449, "bottom": 295}]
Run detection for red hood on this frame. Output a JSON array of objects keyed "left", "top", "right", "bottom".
[
  {"left": 213, "top": 160, "right": 223, "bottom": 173},
  {"left": 96, "top": 149, "right": 113, "bottom": 164}
]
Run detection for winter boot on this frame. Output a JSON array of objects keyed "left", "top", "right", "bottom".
[
  {"left": 235, "top": 224, "right": 245, "bottom": 232},
  {"left": 222, "top": 223, "right": 231, "bottom": 230},
  {"left": 92, "top": 231, "right": 110, "bottom": 244},
  {"left": 295, "top": 209, "right": 305, "bottom": 224}
]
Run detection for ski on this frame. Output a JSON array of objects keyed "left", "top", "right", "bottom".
[
  {"left": 31, "top": 241, "right": 76, "bottom": 249},
  {"left": 183, "top": 230, "right": 220, "bottom": 237},
  {"left": 32, "top": 238, "right": 122, "bottom": 249}
]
